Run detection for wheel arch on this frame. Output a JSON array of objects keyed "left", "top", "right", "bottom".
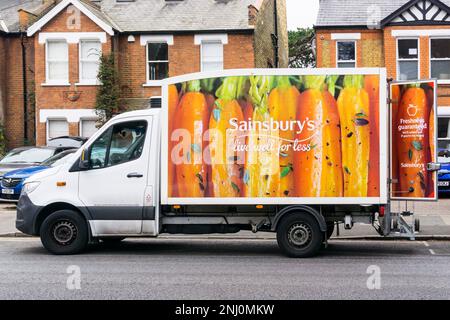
[
  {"left": 34, "top": 202, "right": 91, "bottom": 235},
  {"left": 272, "top": 205, "right": 327, "bottom": 232}
]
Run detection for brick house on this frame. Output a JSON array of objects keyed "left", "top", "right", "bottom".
[
  {"left": 315, "top": 0, "right": 450, "bottom": 153},
  {"left": 0, "top": 0, "right": 288, "bottom": 148}
]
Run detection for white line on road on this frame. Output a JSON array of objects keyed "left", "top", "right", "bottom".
[
  {"left": 423, "top": 241, "right": 430, "bottom": 247},
  {"left": 429, "top": 249, "right": 436, "bottom": 255}
]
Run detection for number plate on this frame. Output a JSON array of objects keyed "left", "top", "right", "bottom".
[
  {"left": 438, "top": 181, "right": 450, "bottom": 187},
  {"left": 1, "top": 189, "right": 15, "bottom": 195}
]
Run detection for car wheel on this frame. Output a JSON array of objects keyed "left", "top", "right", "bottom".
[
  {"left": 277, "top": 213, "right": 323, "bottom": 258},
  {"left": 40, "top": 210, "right": 88, "bottom": 255}
]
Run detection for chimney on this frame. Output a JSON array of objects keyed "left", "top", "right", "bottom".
[{"left": 248, "top": 5, "right": 258, "bottom": 26}]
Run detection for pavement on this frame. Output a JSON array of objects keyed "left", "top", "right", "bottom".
[
  {"left": 0, "top": 238, "right": 449, "bottom": 299},
  {"left": 2, "top": 199, "right": 450, "bottom": 239}
]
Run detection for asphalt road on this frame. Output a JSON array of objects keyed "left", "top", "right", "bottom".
[{"left": 1, "top": 238, "right": 450, "bottom": 300}]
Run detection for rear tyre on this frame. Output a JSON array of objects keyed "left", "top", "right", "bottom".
[
  {"left": 40, "top": 210, "right": 88, "bottom": 255},
  {"left": 277, "top": 213, "right": 323, "bottom": 258}
]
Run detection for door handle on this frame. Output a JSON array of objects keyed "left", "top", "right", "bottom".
[{"left": 127, "top": 173, "right": 144, "bottom": 178}]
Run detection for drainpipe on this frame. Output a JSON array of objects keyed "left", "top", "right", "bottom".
[
  {"left": 271, "top": 0, "right": 279, "bottom": 68},
  {"left": 21, "top": 33, "right": 28, "bottom": 143}
]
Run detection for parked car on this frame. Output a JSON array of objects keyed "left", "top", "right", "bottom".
[
  {"left": 0, "top": 150, "right": 77, "bottom": 202},
  {"left": 0, "top": 146, "right": 73, "bottom": 181},
  {"left": 47, "top": 136, "right": 88, "bottom": 148},
  {"left": 438, "top": 149, "right": 450, "bottom": 195}
]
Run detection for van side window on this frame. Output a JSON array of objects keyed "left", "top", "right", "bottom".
[
  {"left": 88, "top": 121, "right": 147, "bottom": 169},
  {"left": 89, "top": 128, "right": 112, "bottom": 169},
  {"left": 108, "top": 121, "right": 147, "bottom": 167}
]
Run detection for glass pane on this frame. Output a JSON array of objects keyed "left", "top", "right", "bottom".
[
  {"left": 89, "top": 128, "right": 112, "bottom": 169},
  {"left": 202, "top": 42, "right": 223, "bottom": 60},
  {"left": 431, "top": 39, "right": 450, "bottom": 59},
  {"left": 398, "top": 39, "right": 418, "bottom": 59},
  {"left": 81, "top": 40, "right": 101, "bottom": 60},
  {"left": 108, "top": 121, "right": 147, "bottom": 167},
  {"left": 431, "top": 60, "right": 450, "bottom": 80},
  {"left": 398, "top": 61, "right": 418, "bottom": 80},
  {"left": 48, "top": 61, "right": 68, "bottom": 81},
  {"left": 337, "top": 62, "right": 356, "bottom": 68},
  {"left": 82, "top": 61, "right": 100, "bottom": 80},
  {"left": 81, "top": 120, "right": 98, "bottom": 138},
  {"left": 148, "top": 43, "right": 168, "bottom": 61},
  {"left": 47, "top": 41, "right": 68, "bottom": 60},
  {"left": 337, "top": 42, "right": 355, "bottom": 61},
  {"left": 148, "top": 62, "right": 168, "bottom": 80},
  {"left": 438, "top": 118, "right": 450, "bottom": 139},
  {"left": 48, "top": 120, "right": 69, "bottom": 139}
]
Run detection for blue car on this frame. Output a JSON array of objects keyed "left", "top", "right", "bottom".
[{"left": 0, "top": 150, "right": 76, "bottom": 202}]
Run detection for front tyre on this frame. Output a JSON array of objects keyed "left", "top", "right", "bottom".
[
  {"left": 40, "top": 210, "right": 88, "bottom": 255},
  {"left": 277, "top": 213, "right": 323, "bottom": 258}
]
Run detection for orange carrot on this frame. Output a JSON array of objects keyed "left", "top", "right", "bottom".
[
  {"left": 209, "top": 77, "right": 246, "bottom": 197},
  {"left": 397, "top": 85, "right": 430, "bottom": 198},
  {"left": 268, "top": 76, "right": 300, "bottom": 197},
  {"left": 391, "top": 85, "right": 401, "bottom": 196},
  {"left": 365, "top": 75, "right": 380, "bottom": 197},
  {"left": 168, "top": 84, "right": 180, "bottom": 197},
  {"left": 294, "top": 76, "right": 343, "bottom": 197},
  {"left": 175, "top": 80, "right": 209, "bottom": 197},
  {"left": 337, "top": 75, "right": 371, "bottom": 197}
]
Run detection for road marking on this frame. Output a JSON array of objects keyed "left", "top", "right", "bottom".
[
  {"left": 429, "top": 249, "right": 436, "bottom": 255},
  {"left": 423, "top": 241, "right": 430, "bottom": 247}
]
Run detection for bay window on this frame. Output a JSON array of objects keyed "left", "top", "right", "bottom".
[
  {"left": 201, "top": 41, "right": 224, "bottom": 71},
  {"left": 46, "top": 40, "right": 69, "bottom": 84},
  {"left": 79, "top": 40, "right": 101, "bottom": 84},
  {"left": 336, "top": 41, "right": 356, "bottom": 68},
  {"left": 397, "top": 39, "right": 419, "bottom": 80},
  {"left": 147, "top": 42, "right": 169, "bottom": 81},
  {"left": 430, "top": 38, "right": 450, "bottom": 82}
]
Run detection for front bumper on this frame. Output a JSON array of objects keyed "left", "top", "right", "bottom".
[{"left": 16, "top": 194, "right": 42, "bottom": 236}]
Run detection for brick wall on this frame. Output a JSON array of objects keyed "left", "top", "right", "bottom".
[
  {"left": 3, "top": 36, "right": 35, "bottom": 149},
  {"left": 254, "top": 0, "right": 289, "bottom": 68},
  {"left": 315, "top": 29, "right": 384, "bottom": 68},
  {"left": 0, "top": 35, "right": 5, "bottom": 124},
  {"left": 34, "top": 5, "right": 112, "bottom": 145}
]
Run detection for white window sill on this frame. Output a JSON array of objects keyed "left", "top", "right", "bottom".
[
  {"left": 75, "top": 81, "right": 100, "bottom": 86},
  {"left": 41, "top": 82, "right": 70, "bottom": 87},
  {"left": 437, "top": 80, "right": 450, "bottom": 85},
  {"left": 143, "top": 81, "right": 164, "bottom": 87}
]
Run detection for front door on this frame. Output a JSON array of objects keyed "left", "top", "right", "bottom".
[{"left": 79, "top": 118, "right": 152, "bottom": 235}]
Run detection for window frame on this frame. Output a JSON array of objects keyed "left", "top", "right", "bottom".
[
  {"left": 336, "top": 40, "right": 357, "bottom": 68},
  {"left": 45, "top": 39, "right": 69, "bottom": 85},
  {"left": 78, "top": 39, "right": 102, "bottom": 85},
  {"left": 46, "top": 118, "right": 69, "bottom": 143},
  {"left": 429, "top": 37, "right": 450, "bottom": 84},
  {"left": 87, "top": 120, "right": 148, "bottom": 170},
  {"left": 396, "top": 37, "right": 420, "bottom": 81},
  {"left": 79, "top": 118, "right": 99, "bottom": 138},
  {"left": 200, "top": 40, "right": 224, "bottom": 72},
  {"left": 438, "top": 116, "right": 450, "bottom": 143},
  {"left": 145, "top": 42, "right": 169, "bottom": 84}
]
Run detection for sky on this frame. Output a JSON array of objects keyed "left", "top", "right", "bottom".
[{"left": 286, "top": 0, "right": 320, "bottom": 30}]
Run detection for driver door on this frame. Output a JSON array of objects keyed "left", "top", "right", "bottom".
[{"left": 78, "top": 118, "right": 152, "bottom": 235}]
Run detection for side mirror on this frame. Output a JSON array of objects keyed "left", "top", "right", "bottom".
[{"left": 79, "top": 148, "right": 90, "bottom": 170}]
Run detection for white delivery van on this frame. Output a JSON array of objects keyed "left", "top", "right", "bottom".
[{"left": 16, "top": 69, "right": 441, "bottom": 257}]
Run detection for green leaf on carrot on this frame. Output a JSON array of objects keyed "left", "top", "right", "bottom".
[
  {"left": 412, "top": 141, "right": 423, "bottom": 151},
  {"left": 231, "top": 182, "right": 240, "bottom": 194}
]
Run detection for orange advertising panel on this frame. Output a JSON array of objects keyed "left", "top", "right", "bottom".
[
  {"left": 390, "top": 81, "right": 438, "bottom": 201},
  {"left": 167, "top": 74, "right": 382, "bottom": 199}
]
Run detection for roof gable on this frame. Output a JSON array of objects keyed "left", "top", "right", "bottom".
[
  {"left": 27, "top": 0, "right": 115, "bottom": 36},
  {"left": 381, "top": 0, "right": 450, "bottom": 26}
]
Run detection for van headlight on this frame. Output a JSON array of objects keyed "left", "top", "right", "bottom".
[{"left": 22, "top": 182, "right": 41, "bottom": 195}]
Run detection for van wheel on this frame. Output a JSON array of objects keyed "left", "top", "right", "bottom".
[
  {"left": 40, "top": 210, "right": 88, "bottom": 255},
  {"left": 277, "top": 213, "right": 323, "bottom": 258}
]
